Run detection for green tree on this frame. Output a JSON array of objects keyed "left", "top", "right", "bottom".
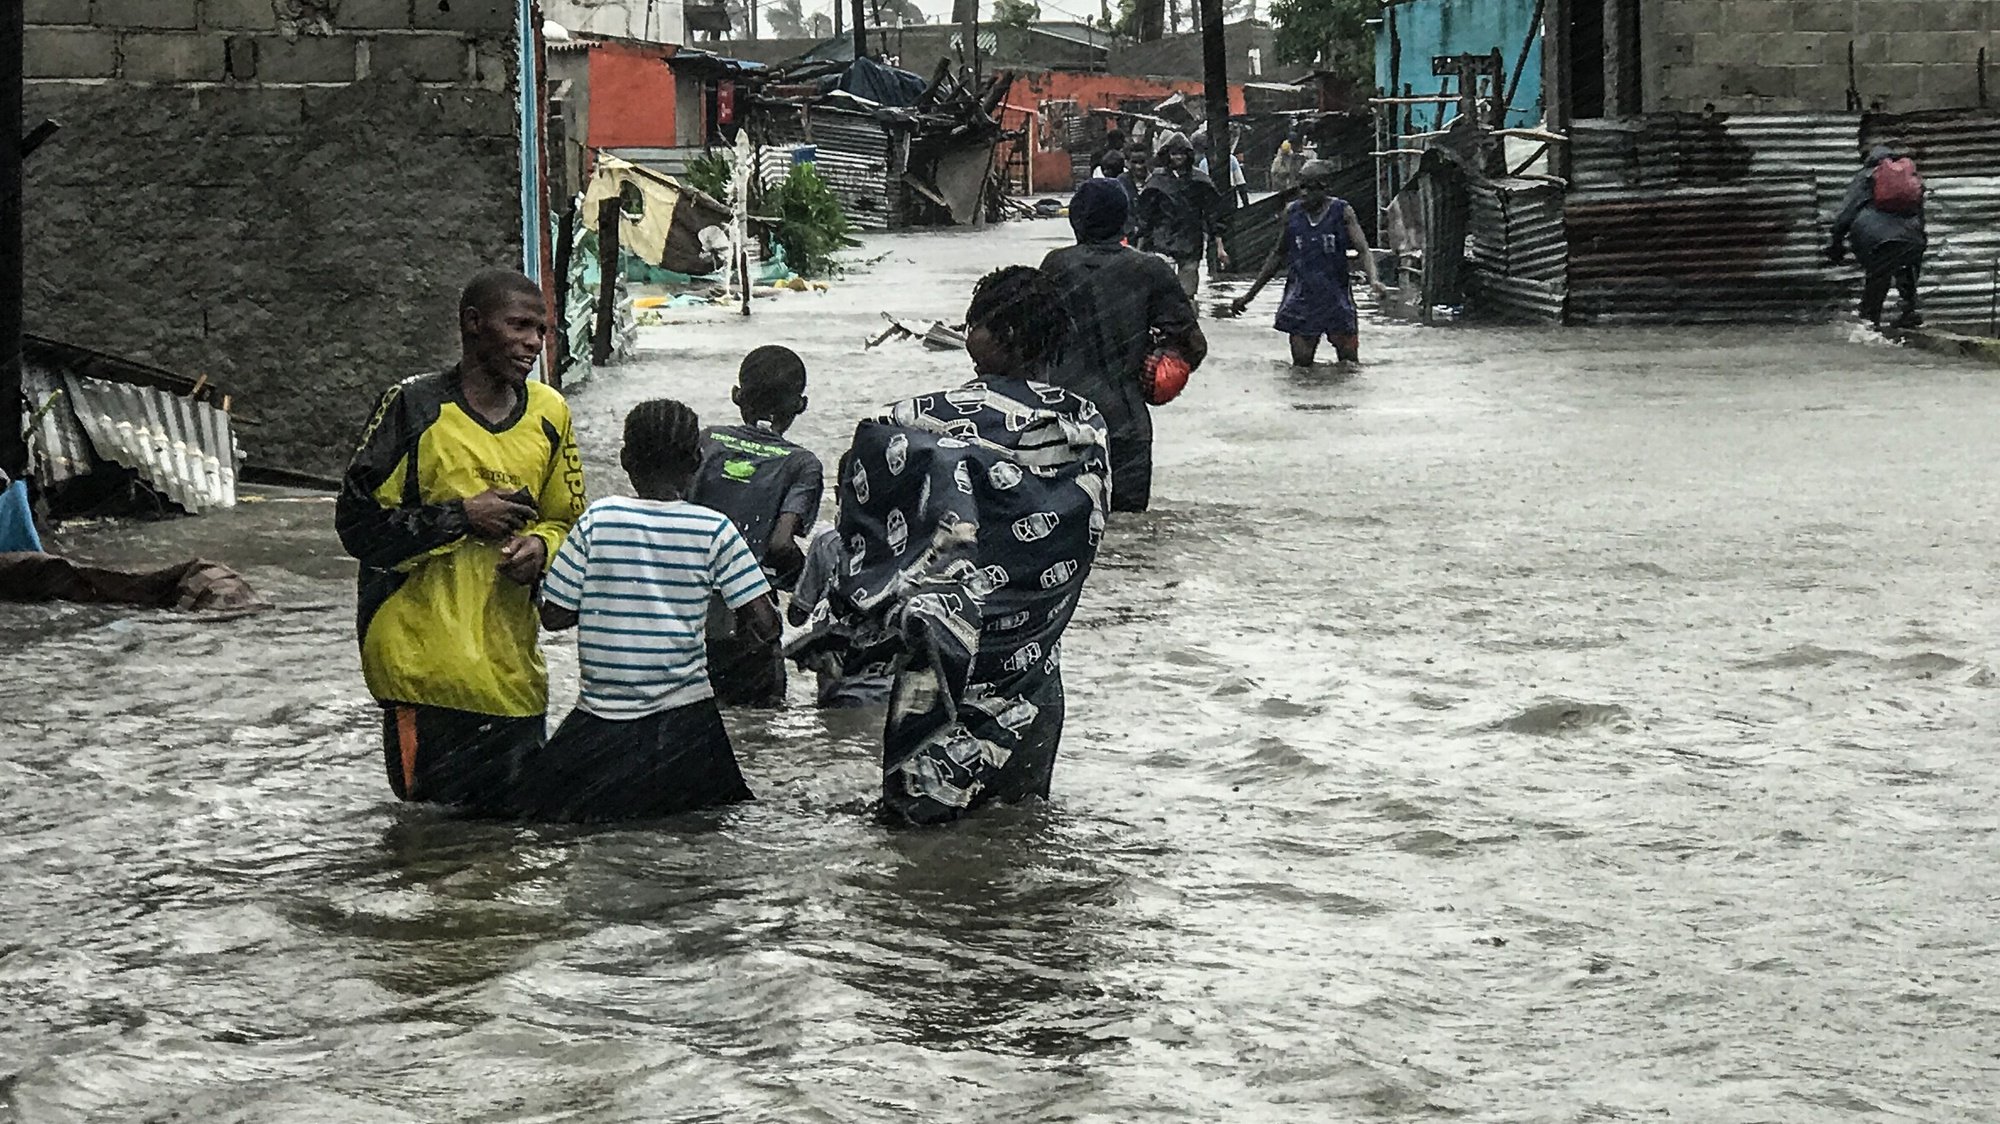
[
  {"left": 993, "top": 0, "right": 1041, "bottom": 28},
  {"left": 1269, "top": 0, "right": 1375, "bottom": 83},
  {"left": 767, "top": 163, "right": 854, "bottom": 278}
]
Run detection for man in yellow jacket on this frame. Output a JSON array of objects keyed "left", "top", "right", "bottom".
[{"left": 336, "top": 270, "right": 585, "bottom": 809}]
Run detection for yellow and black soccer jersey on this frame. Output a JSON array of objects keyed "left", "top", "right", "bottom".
[{"left": 335, "top": 367, "right": 585, "bottom": 718}]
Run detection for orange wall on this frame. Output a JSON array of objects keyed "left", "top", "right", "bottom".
[
  {"left": 1001, "top": 71, "right": 1249, "bottom": 192},
  {"left": 587, "top": 42, "right": 678, "bottom": 149}
]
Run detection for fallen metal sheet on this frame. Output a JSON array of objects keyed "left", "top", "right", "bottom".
[
  {"left": 22, "top": 336, "right": 239, "bottom": 513},
  {"left": 62, "top": 376, "right": 237, "bottom": 513}
]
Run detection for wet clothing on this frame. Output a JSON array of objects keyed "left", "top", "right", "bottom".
[
  {"left": 689, "top": 423, "right": 822, "bottom": 705},
  {"left": 1135, "top": 168, "right": 1223, "bottom": 266},
  {"left": 1041, "top": 233, "right": 1206, "bottom": 513},
  {"left": 1832, "top": 148, "right": 1926, "bottom": 325},
  {"left": 381, "top": 703, "right": 544, "bottom": 810},
  {"left": 541, "top": 497, "right": 772, "bottom": 719},
  {"left": 1274, "top": 197, "right": 1360, "bottom": 341},
  {"left": 788, "top": 378, "right": 1110, "bottom": 823},
  {"left": 336, "top": 367, "right": 585, "bottom": 805},
  {"left": 526, "top": 497, "right": 769, "bottom": 820},
  {"left": 507, "top": 698, "right": 751, "bottom": 822},
  {"left": 793, "top": 527, "right": 894, "bottom": 708},
  {"left": 1115, "top": 171, "right": 1145, "bottom": 239},
  {"left": 688, "top": 423, "right": 823, "bottom": 587}
]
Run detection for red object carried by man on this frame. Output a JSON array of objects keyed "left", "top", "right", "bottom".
[
  {"left": 1142, "top": 350, "right": 1192, "bottom": 406},
  {"left": 1872, "top": 156, "right": 1923, "bottom": 215}
]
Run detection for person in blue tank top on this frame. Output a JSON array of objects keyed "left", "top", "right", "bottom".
[{"left": 1230, "top": 161, "right": 1387, "bottom": 366}]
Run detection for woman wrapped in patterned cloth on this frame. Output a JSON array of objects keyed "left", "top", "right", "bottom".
[{"left": 788, "top": 267, "right": 1110, "bottom": 824}]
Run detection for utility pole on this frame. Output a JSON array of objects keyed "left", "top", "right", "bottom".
[
  {"left": 852, "top": 0, "right": 868, "bottom": 57},
  {"left": 1198, "top": 0, "right": 1230, "bottom": 209},
  {"left": 1, "top": 0, "right": 25, "bottom": 480}
]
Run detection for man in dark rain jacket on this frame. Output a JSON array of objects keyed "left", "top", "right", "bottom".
[
  {"left": 1134, "top": 130, "right": 1228, "bottom": 299},
  {"left": 1042, "top": 178, "right": 1208, "bottom": 513},
  {"left": 1829, "top": 143, "right": 1927, "bottom": 330}
]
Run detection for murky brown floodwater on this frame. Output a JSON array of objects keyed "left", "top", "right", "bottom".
[{"left": 6, "top": 223, "right": 2000, "bottom": 1122}]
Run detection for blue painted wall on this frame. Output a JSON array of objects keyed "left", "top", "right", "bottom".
[{"left": 1375, "top": 0, "right": 1544, "bottom": 130}]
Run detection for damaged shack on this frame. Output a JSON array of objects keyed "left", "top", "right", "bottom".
[{"left": 745, "top": 55, "right": 1020, "bottom": 228}]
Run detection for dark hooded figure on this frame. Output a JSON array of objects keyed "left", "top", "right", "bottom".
[
  {"left": 1041, "top": 179, "right": 1208, "bottom": 513},
  {"left": 1134, "top": 130, "right": 1228, "bottom": 298},
  {"left": 1830, "top": 143, "right": 1926, "bottom": 329}
]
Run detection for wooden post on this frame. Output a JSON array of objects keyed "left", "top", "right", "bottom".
[
  {"left": 1, "top": 0, "right": 25, "bottom": 479},
  {"left": 852, "top": 0, "right": 867, "bottom": 58},
  {"left": 1198, "top": 0, "right": 1229, "bottom": 200},
  {"left": 549, "top": 204, "right": 576, "bottom": 388},
  {"left": 592, "top": 196, "right": 621, "bottom": 367}
]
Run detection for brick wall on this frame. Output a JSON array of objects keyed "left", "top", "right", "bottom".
[
  {"left": 1645, "top": 0, "right": 2000, "bottom": 112},
  {"left": 23, "top": 0, "right": 525, "bottom": 476}
]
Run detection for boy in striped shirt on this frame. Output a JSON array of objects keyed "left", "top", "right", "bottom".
[{"left": 512, "top": 399, "right": 781, "bottom": 821}]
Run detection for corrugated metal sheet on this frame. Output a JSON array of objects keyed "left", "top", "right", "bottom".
[
  {"left": 64, "top": 377, "right": 237, "bottom": 513},
  {"left": 757, "top": 108, "right": 904, "bottom": 229},
  {"left": 1862, "top": 110, "right": 2000, "bottom": 179},
  {"left": 25, "top": 368, "right": 237, "bottom": 512},
  {"left": 1565, "top": 114, "right": 1860, "bottom": 324},
  {"left": 1917, "top": 175, "right": 2000, "bottom": 330},
  {"left": 1467, "top": 178, "right": 1566, "bottom": 322},
  {"left": 22, "top": 362, "right": 93, "bottom": 490}
]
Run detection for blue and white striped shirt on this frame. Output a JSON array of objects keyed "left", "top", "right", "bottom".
[{"left": 543, "top": 497, "right": 772, "bottom": 718}]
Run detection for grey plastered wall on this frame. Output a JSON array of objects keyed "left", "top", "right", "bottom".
[
  {"left": 1644, "top": 0, "right": 2000, "bottom": 113},
  {"left": 23, "top": 0, "right": 523, "bottom": 476}
]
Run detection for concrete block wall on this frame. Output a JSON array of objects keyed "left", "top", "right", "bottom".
[
  {"left": 1645, "top": 0, "right": 2000, "bottom": 113},
  {"left": 23, "top": 0, "right": 524, "bottom": 476}
]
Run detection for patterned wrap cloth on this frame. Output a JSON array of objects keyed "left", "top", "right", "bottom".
[{"left": 787, "top": 377, "right": 1110, "bottom": 823}]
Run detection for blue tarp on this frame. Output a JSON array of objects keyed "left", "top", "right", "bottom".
[{"left": 819, "top": 56, "right": 928, "bottom": 108}]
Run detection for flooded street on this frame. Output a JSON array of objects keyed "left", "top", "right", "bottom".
[{"left": 6, "top": 220, "right": 2000, "bottom": 1122}]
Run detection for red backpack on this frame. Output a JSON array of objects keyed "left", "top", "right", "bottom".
[{"left": 1873, "top": 156, "right": 1923, "bottom": 215}]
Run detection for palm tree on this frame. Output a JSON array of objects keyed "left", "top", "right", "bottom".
[{"left": 767, "top": 0, "right": 807, "bottom": 36}]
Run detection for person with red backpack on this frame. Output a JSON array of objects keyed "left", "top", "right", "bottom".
[{"left": 1829, "top": 143, "right": 1926, "bottom": 330}]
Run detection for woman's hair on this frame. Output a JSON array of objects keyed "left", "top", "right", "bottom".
[
  {"left": 966, "top": 265, "right": 1071, "bottom": 370},
  {"left": 621, "top": 398, "right": 703, "bottom": 483}
]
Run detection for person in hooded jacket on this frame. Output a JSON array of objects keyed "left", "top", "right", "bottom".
[
  {"left": 1135, "top": 130, "right": 1229, "bottom": 298},
  {"left": 1829, "top": 143, "right": 1926, "bottom": 330},
  {"left": 1041, "top": 178, "right": 1208, "bottom": 513}
]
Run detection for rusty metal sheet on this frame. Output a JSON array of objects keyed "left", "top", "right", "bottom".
[{"left": 1566, "top": 114, "right": 1861, "bottom": 324}]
